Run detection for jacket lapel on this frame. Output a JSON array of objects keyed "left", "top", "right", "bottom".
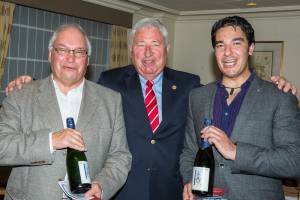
[
  {"left": 156, "top": 71, "right": 177, "bottom": 134},
  {"left": 36, "top": 76, "right": 64, "bottom": 131},
  {"left": 230, "top": 76, "right": 263, "bottom": 142},
  {"left": 76, "top": 81, "right": 98, "bottom": 133},
  {"left": 124, "top": 68, "right": 153, "bottom": 137}
]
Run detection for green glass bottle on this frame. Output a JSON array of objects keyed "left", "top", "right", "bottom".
[{"left": 66, "top": 117, "right": 91, "bottom": 194}]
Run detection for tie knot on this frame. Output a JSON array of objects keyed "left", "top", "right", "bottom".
[{"left": 146, "top": 81, "right": 153, "bottom": 88}]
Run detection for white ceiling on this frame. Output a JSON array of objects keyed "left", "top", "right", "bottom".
[
  {"left": 128, "top": 0, "right": 300, "bottom": 12},
  {"left": 83, "top": 0, "right": 300, "bottom": 15}
]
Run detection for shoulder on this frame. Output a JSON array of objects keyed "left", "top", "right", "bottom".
[
  {"left": 189, "top": 82, "right": 216, "bottom": 98},
  {"left": 164, "top": 67, "right": 200, "bottom": 84},
  {"left": 99, "top": 65, "right": 133, "bottom": 82},
  {"left": 85, "top": 80, "right": 121, "bottom": 99},
  {"left": 254, "top": 77, "right": 298, "bottom": 105},
  {"left": 8, "top": 77, "right": 49, "bottom": 97}
]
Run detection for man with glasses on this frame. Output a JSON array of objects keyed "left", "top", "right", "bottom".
[
  {"left": 4, "top": 18, "right": 298, "bottom": 200},
  {"left": 0, "top": 24, "right": 131, "bottom": 200}
]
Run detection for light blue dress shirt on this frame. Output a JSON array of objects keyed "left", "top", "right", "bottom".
[{"left": 139, "top": 73, "right": 163, "bottom": 123}]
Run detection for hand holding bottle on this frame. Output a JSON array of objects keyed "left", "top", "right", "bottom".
[
  {"left": 84, "top": 182, "right": 102, "bottom": 200},
  {"left": 52, "top": 128, "right": 86, "bottom": 151},
  {"left": 183, "top": 181, "right": 193, "bottom": 200},
  {"left": 200, "top": 124, "right": 236, "bottom": 160}
]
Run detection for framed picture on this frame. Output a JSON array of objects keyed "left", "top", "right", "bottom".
[{"left": 250, "top": 41, "right": 284, "bottom": 80}]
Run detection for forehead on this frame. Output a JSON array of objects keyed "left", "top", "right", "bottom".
[
  {"left": 134, "top": 26, "right": 164, "bottom": 42},
  {"left": 54, "top": 27, "right": 86, "bottom": 47},
  {"left": 215, "top": 26, "right": 247, "bottom": 41}
]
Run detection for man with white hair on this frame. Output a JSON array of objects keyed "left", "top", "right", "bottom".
[{"left": 5, "top": 18, "right": 297, "bottom": 200}]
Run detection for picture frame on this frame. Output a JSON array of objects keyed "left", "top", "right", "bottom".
[{"left": 250, "top": 41, "right": 284, "bottom": 80}]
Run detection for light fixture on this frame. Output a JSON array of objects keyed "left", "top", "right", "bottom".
[{"left": 246, "top": 1, "right": 257, "bottom": 6}]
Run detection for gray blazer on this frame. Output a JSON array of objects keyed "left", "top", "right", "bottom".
[
  {"left": 0, "top": 76, "right": 132, "bottom": 200},
  {"left": 180, "top": 75, "right": 300, "bottom": 200}
]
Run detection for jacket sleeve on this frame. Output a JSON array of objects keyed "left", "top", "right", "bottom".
[
  {"left": 233, "top": 93, "right": 300, "bottom": 179},
  {"left": 0, "top": 91, "right": 54, "bottom": 166},
  {"left": 94, "top": 93, "right": 132, "bottom": 200},
  {"left": 180, "top": 91, "right": 199, "bottom": 184}
]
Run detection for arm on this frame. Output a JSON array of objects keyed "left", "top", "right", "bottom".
[
  {"left": 5, "top": 75, "right": 33, "bottom": 95},
  {"left": 180, "top": 91, "right": 199, "bottom": 184},
  {"left": 271, "top": 75, "right": 297, "bottom": 95},
  {"left": 203, "top": 91, "right": 300, "bottom": 178},
  {"left": 233, "top": 93, "right": 300, "bottom": 178},
  {"left": 0, "top": 91, "right": 54, "bottom": 165},
  {"left": 93, "top": 93, "right": 132, "bottom": 200}
]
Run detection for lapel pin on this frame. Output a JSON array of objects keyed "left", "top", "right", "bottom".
[{"left": 172, "top": 85, "right": 177, "bottom": 90}]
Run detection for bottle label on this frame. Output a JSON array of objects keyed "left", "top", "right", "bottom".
[
  {"left": 192, "top": 167, "right": 210, "bottom": 192},
  {"left": 78, "top": 161, "right": 91, "bottom": 184}
]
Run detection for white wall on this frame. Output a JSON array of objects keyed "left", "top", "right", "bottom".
[{"left": 172, "top": 12, "right": 300, "bottom": 99}]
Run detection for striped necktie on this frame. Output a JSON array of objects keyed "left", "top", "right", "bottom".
[{"left": 145, "top": 81, "right": 159, "bottom": 133}]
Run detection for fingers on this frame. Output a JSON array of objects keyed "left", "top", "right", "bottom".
[
  {"left": 270, "top": 75, "right": 280, "bottom": 84},
  {"left": 5, "top": 75, "right": 33, "bottom": 96},
  {"left": 201, "top": 126, "right": 236, "bottom": 160},
  {"left": 5, "top": 80, "right": 16, "bottom": 96},
  {"left": 85, "top": 183, "right": 102, "bottom": 199},
  {"left": 52, "top": 128, "right": 86, "bottom": 151},
  {"left": 16, "top": 75, "right": 33, "bottom": 89},
  {"left": 183, "top": 182, "right": 193, "bottom": 200},
  {"left": 271, "top": 76, "right": 297, "bottom": 95},
  {"left": 291, "top": 86, "right": 297, "bottom": 96}
]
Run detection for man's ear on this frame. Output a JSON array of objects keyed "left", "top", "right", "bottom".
[
  {"left": 48, "top": 50, "right": 52, "bottom": 62},
  {"left": 248, "top": 43, "right": 255, "bottom": 56}
]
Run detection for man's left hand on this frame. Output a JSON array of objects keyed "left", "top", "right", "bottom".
[
  {"left": 201, "top": 125, "right": 236, "bottom": 160},
  {"left": 85, "top": 182, "right": 102, "bottom": 200},
  {"left": 271, "top": 76, "right": 297, "bottom": 95}
]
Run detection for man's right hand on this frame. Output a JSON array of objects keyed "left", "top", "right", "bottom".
[
  {"left": 183, "top": 181, "right": 194, "bottom": 200},
  {"left": 52, "top": 128, "right": 86, "bottom": 151},
  {"left": 5, "top": 75, "right": 33, "bottom": 95}
]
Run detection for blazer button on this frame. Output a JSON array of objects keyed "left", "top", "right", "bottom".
[{"left": 150, "top": 139, "right": 156, "bottom": 144}]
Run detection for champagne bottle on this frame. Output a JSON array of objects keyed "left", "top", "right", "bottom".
[
  {"left": 192, "top": 118, "right": 215, "bottom": 197},
  {"left": 66, "top": 117, "right": 91, "bottom": 194}
]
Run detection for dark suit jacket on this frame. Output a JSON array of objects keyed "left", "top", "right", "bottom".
[
  {"left": 180, "top": 75, "right": 300, "bottom": 200},
  {"left": 99, "top": 65, "right": 200, "bottom": 200}
]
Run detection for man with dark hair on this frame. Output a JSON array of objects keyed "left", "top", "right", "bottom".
[
  {"left": 5, "top": 17, "right": 298, "bottom": 200},
  {"left": 180, "top": 16, "right": 300, "bottom": 200}
]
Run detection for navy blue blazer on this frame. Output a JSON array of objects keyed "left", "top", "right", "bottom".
[{"left": 98, "top": 65, "right": 200, "bottom": 200}]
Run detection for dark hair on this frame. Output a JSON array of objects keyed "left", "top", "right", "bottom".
[{"left": 211, "top": 16, "right": 255, "bottom": 48}]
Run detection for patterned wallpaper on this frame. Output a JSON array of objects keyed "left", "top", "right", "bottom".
[{"left": 0, "top": 5, "right": 112, "bottom": 102}]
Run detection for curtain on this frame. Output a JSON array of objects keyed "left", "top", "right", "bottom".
[
  {"left": 0, "top": 1, "right": 15, "bottom": 87},
  {"left": 109, "top": 25, "right": 129, "bottom": 68}
]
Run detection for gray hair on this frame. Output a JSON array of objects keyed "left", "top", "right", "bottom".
[
  {"left": 48, "top": 23, "right": 92, "bottom": 56},
  {"left": 129, "top": 18, "right": 169, "bottom": 52}
]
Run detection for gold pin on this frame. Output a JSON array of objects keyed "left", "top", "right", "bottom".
[{"left": 172, "top": 85, "right": 177, "bottom": 90}]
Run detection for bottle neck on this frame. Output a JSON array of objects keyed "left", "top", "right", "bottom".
[
  {"left": 200, "top": 139, "right": 211, "bottom": 149},
  {"left": 67, "top": 147, "right": 77, "bottom": 153}
]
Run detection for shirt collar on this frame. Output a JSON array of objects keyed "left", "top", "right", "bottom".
[
  {"left": 51, "top": 74, "right": 85, "bottom": 95},
  {"left": 139, "top": 71, "right": 163, "bottom": 87},
  {"left": 217, "top": 71, "right": 255, "bottom": 89}
]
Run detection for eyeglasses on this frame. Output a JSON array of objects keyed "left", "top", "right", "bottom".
[{"left": 53, "top": 46, "right": 88, "bottom": 58}]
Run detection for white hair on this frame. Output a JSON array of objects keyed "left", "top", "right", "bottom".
[
  {"left": 48, "top": 23, "right": 92, "bottom": 56},
  {"left": 129, "top": 18, "right": 169, "bottom": 52}
]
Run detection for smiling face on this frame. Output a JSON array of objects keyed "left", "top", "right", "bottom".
[
  {"left": 214, "top": 26, "right": 254, "bottom": 83},
  {"left": 48, "top": 26, "right": 89, "bottom": 92},
  {"left": 131, "top": 26, "right": 169, "bottom": 81}
]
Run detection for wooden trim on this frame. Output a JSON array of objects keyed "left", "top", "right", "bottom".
[{"left": 5, "top": 0, "right": 132, "bottom": 28}]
